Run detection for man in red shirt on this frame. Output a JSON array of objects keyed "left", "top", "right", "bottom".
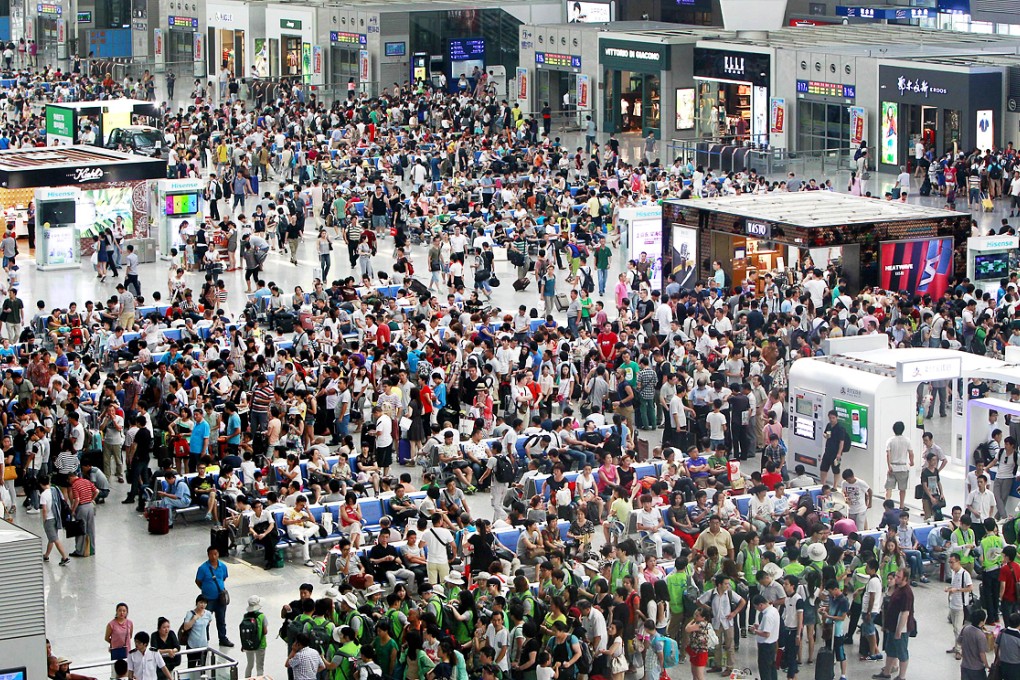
[
  {"left": 596, "top": 321, "right": 618, "bottom": 365},
  {"left": 68, "top": 469, "right": 98, "bottom": 557}
]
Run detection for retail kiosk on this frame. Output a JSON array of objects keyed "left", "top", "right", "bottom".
[
  {"left": 967, "top": 234, "right": 1019, "bottom": 296},
  {"left": 787, "top": 348, "right": 1001, "bottom": 498},
  {"left": 0, "top": 146, "right": 165, "bottom": 268},
  {"left": 661, "top": 192, "right": 968, "bottom": 293}
]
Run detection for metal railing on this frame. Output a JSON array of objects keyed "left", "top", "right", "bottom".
[
  {"left": 70, "top": 647, "right": 238, "bottom": 680},
  {"left": 665, "top": 139, "right": 856, "bottom": 178}
]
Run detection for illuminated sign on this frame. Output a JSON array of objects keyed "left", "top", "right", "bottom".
[
  {"left": 384, "top": 41, "right": 405, "bottom": 57},
  {"left": 535, "top": 52, "right": 581, "bottom": 69},
  {"left": 36, "top": 3, "right": 62, "bottom": 15},
  {"left": 330, "top": 31, "right": 367, "bottom": 45},
  {"left": 837, "top": 6, "right": 932, "bottom": 19},
  {"left": 76, "top": 10, "right": 91, "bottom": 22},
  {"left": 449, "top": 38, "right": 485, "bottom": 61},
  {"left": 796, "top": 80, "right": 855, "bottom": 99},
  {"left": 280, "top": 18, "right": 302, "bottom": 30},
  {"left": 896, "top": 357, "right": 962, "bottom": 384},
  {"left": 168, "top": 15, "right": 198, "bottom": 28},
  {"left": 745, "top": 220, "right": 771, "bottom": 239}
]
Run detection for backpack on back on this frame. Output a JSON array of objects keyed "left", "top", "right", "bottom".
[
  {"left": 660, "top": 635, "right": 681, "bottom": 668},
  {"left": 495, "top": 454, "right": 518, "bottom": 484},
  {"left": 239, "top": 611, "right": 263, "bottom": 651},
  {"left": 308, "top": 619, "right": 333, "bottom": 653}
]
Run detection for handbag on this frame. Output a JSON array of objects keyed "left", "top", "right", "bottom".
[
  {"left": 611, "top": 651, "right": 629, "bottom": 674},
  {"left": 489, "top": 275, "right": 501, "bottom": 288},
  {"left": 218, "top": 582, "right": 230, "bottom": 606},
  {"left": 64, "top": 518, "right": 85, "bottom": 538},
  {"left": 914, "top": 484, "right": 925, "bottom": 500}
]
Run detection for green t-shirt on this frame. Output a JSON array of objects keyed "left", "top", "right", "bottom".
[
  {"left": 620, "top": 361, "right": 639, "bottom": 387},
  {"left": 374, "top": 637, "right": 399, "bottom": 679},
  {"left": 595, "top": 245, "right": 612, "bottom": 270}
]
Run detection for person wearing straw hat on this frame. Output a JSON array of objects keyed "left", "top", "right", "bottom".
[{"left": 239, "top": 596, "right": 267, "bottom": 676}]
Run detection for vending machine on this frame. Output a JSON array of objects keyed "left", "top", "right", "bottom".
[{"left": 153, "top": 179, "right": 205, "bottom": 259}]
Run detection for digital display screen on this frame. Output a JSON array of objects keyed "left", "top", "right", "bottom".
[
  {"left": 567, "top": 1, "right": 612, "bottom": 22},
  {"left": 796, "top": 80, "right": 855, "bottom": 99},
  {"left": 536, "top": 53, "right": 581, "bottom": 68},
  {"left": 796, "top": 396, "right": 814, "bottom": 417},
  {"left": 0, "top": 669, "right": 27, "bottom": 680},
  {"left": 39, "top": 200, "right": 76, "bottom": 226},
  {"left": 794, "top": 416, "right": 815, "bottom": 439},
  {"left": 330, "top": 32, "right": 367, "bottom": 45},
  {"left": 168, "top": 15, "right": 198, "bottom": 28},
  {"left": 975, "top": 252, "right": 1009, "bottom": 281},
  {"left": 165, "top": 193, "right": 199, "bottom": 217},
  {"left": 449, "top": 38, "right": 485, "bottom": 61},
  {"left": 385, "top": 42, "right": 406, "bottom": 57}
]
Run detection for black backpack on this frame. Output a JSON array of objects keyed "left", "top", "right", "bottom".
[
  {"left": 605, "top": 426, "right": 623, "bottom": 457},
  {"left": 239, "top": 611, "right": 263, "bottom": 651},
  {"left": 495, "top": 454, "right": 517, "bottom": 484}
]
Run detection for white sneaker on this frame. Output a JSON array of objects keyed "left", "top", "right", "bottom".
[{"left": 25, "top": 508, "right": 40, "bottom": 514}]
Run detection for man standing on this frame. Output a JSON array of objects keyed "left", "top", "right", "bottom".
[
  {"left": 594, "top": 237, "right": 612, "bottom": 297},
  {"left": 99, "top": 402, "right": 125, "bottom": 483},
  {"left": 126, "top": 632, "right": 173, "bottom": 680},
  {"left": 780, "top": 576, "right": 804, "bottom": 680},
  {"left": 698, "top": 573, "right": 745, "bottom": 674},
  {"left": 821, "top": 410, "right": 849, "bottom": 486},
  {"left": 875, "top": 569, "right": 914, "bottom": 680},
  {"left": 946, "top": 553, "right": 974, "bottom": 658},
  {"left": 286, "top": 634, "right": 324, "bottom": 680},
  {"left": 124, "top": 245, "right": 141, "bottom": 297},
  {"left": 750, "top": 595, "right": 780, "bottom": 680},
  {"left": 1, "top": 288, "right": 24, "bottom": 341},
  {"left": 885, "top": 421, "right": 914, "bottom": 508},
  {"left": 195, "top": 545, "right": 233, "bottom": 647}
]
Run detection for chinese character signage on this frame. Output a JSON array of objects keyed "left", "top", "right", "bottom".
[
  {"left": 516, "top": 67, "right": 528, "bottom": 101},
  {"left": 577, "top": 74, "right": 589, "bottom": 109},
  {"left": 850, "top": 106, "right": 866, "bottom": 146},
  {"left": 796, "top": 80, "right": 855, "bottom": 99}
]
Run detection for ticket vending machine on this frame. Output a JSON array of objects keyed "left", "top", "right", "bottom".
[
  {"left": 34, "top": 187, "right": 81, "bottom": 271},
  {"left": 787, "top": 388, "right": 825, "bottom": 477}
]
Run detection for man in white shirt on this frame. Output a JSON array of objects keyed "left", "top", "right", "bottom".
[
  {"left": 579, "top": 600, "right": 607, "bottom": 655},
  {"left": 966, "top": 474, "right": 996, "bottom": 523},
  {"left": 127, "top": 632, "right": 173, "bottom": 680},
  {"left": 884, "top": 421, "right": 914, "bottom": 507},
  {"left": 698, "top": 574, "right": 745, "bottom": 673},
  {"left": 750, "top": 596, "right": 780, "bottom": 680},
  {"left": 370, "top": 406, "right": 394, "bottom": 476},
  {"left": 422, "top": 518, "right": 454, "bottom": 586}
]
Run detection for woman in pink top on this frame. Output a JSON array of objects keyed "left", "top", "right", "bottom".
[
  {"left": 597, "top": 452, "right": 619, "bottom": 495},
  {"left": 104, "top": 602, "right": 134, "bottom": 660}
]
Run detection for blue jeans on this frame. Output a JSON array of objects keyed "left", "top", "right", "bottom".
[
  {"left": 780, "top": 626, "right": 799, "bottom": 679},
  {"left": 903, "top": 549, "right": 924, "bottom": 578},
  {"left": 206, "top": 598, "right": 228, "bottom": 643},
  {"left": 597, "top": 268, "right": 608, "bottom": 296},
  {"left": 567, "top": 317, "right": 578, "bottom": 338},
  {"left": 563, "top": 448, "right": 596, "bottom": 470},
  {"left": 334, "top": 413, "right": 350, "bottom": 442}
]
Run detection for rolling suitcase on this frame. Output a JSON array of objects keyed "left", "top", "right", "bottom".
[
  {"left": 814, "top": 647, "right": 835, "bottom": 680},
  {"left": 555, "top": 293, "right": 571, "bottom": 312},
  {"left": 398, "top": 439, "right": 412, "bottom": 465},
  {"left": 275, "top": 312, "right": 296, "bottom": 334},
  {"left": 512, "top": 278, "right": 531, "bottom": 292},
  {"left": 147, "top": 506, "right": 170, "bottom": 535},
  {"left": 211, "top": 525, "right": 231, "bottom": 555}
]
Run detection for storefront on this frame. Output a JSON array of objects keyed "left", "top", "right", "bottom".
[
  {"left": 30, "top": 0, "right": 65, "bottom": 63},
  {"left": 600, "top": 38, "right": 668, "bottom": 137},
  {"left": 265, "top": 4, "right": 318, "bottom": 82},
  {"left": 0, "top": 146, "right": 164, "bottom": 269},
  {"left": 661, "top": 192, "right": 968, "bottom": 294},
  {"left": 692, "top": 46, "right": 772, "bottom": 145},
  {"left": 207, "top": 1, "right": 256, "bottom": 78},
  {"left": 329, "top": 31, "right": 367, "bottom": 88},
  {"left": 44, "top": 100, "right": 159, "bottom": 147},
  {"left": 877, "top": 63, "right": 1002, "bottom": 173}
]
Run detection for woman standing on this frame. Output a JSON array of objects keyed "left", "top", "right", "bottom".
[
  {"left": 685, "top": 608, "right": 713, "bottom": 680},
  {"left": 104, "top": 602, "right": 134, "bottom": 661},
  {"left": 406, "top": 386, "right": 426, "bottom": 459},
  {"left": 317, "top": 229, "right": 333, "bottom": 282},
  {"left": 151, "top": 617, "right": 181, "bottom": 674}
]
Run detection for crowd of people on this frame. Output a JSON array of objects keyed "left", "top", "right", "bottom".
[{"left": 5, "top": 64, "right": 1020, "bottom": 680}]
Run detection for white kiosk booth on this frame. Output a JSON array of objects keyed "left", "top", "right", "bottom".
[
  {"left": 787, "top": 348, "right": 1002, "bottom": 497},
  {"left": 617, "top": 204, "right": 663, "bottom": 290},
  {"left": 967, "top": 234, "right": 1018, "bottom": 296},
  {"left": 152, "top": 178, "right": 206, "bottom": 259}
]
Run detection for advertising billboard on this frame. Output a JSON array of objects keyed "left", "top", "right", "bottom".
[
  {"left": 881, "top": 101, "right": 898, "bottom": 166},
  {"left": 879, "top": 237, "right": 953, "bottom": 300},
  {"left": 675, "top": 88, "right": 694, "bottom": 130},
  {"left": 670, "top": 224, "right": 698, "bottom": 290},
  {"left": 832, "top": 398, "right": 868, "bottom": 448},
  {"left": 621, "top": 206, "right": 663, "bottom": 290},
  {"left": 77, "top": 188, "right": 134, "bottom": 239},
  {"left": 567, "top": 1, "right": 611, "bottom": 22}
]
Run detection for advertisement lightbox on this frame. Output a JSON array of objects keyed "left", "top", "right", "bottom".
[{"left": 879, "top": 237, "right": 953, "bottom": 300}]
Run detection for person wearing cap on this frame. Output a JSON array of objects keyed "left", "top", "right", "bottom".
[
  {"left": 240, "top": 596, "right": 267, "bottom": 676},
  {"left": 126, "top": 631, "right": 173, "bottom": 680}
]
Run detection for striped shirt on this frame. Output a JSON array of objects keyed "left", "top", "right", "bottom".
[
  {"left": 251, "top": 383, "right": 275, "bottom": 413},
  {"left": 70, "top": 476, "right": 97, "bottom": 504},
  {"left": 287, "top": 647, "right": 322, "bottom": 680},
  {"left": 53, "top": 449, "right": 80, "bottom": 474}
]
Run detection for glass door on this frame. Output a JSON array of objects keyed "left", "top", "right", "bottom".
[
  {"left": 603, "top": 69, "right": 619, "bottom": 133},
  {"left": 282, "top": 35, "right": 300, "bottom": 77}
]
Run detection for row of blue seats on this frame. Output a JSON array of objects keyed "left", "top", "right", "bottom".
[{"left": 271, "top": 492, "right": 427, "bottom": 550}]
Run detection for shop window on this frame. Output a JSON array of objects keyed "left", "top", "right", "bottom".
[{"left": 96, "top": 0, "right": 130, "bottom": 28}]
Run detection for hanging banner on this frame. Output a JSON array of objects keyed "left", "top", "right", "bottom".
[
  {"left": 850, "top": 106, "right": 866, "bottom": 146},
  {"left": 576, "top": 73, "right": 589, "bottom": 109},
  {"left": 56, "top": 19, "right": 65, "bottom": 45},
  {"left": 359, "top": 49, "right": 370, "bottom": 82},
  {"left": 193, "top": 32, "right": 203, "bottom": 61},
  {"left": 253, "top": 38, "right": 267, "bottom": 77},
  {"left": 154, "top": 28, "right": 164, "bottom": 61},
  {"left": 312, "top": 46, "right": 322, "bottom": 75},
  {"left": 516, "top": 67, "right": 528, "bottom": 101}
]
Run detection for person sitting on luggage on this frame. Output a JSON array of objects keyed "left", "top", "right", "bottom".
[
  {"left": 189, "top": 462, "right": 220, "bottom": 522},
  {"left": 283, "top": 494, "right": 322, "bottom": 567},
  {"left": 154, "top": 470, "right": 192, "bottom": 523}
]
